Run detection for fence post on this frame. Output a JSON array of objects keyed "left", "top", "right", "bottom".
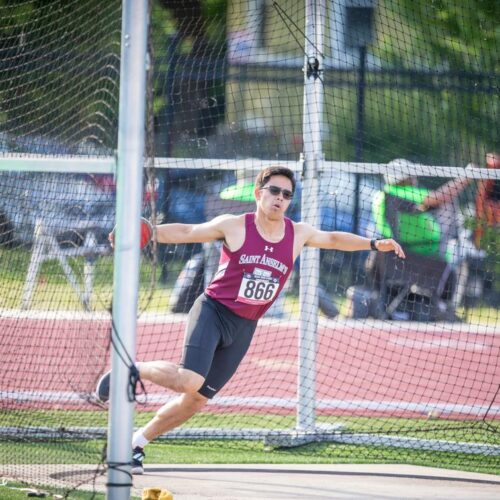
[
  {"left": 298, "top": 0, "right": 326, "bottom": 432},
  {"left": 106, "top": 1, "right": 149, "bottom": 498}
]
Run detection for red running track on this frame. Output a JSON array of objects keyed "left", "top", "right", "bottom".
[{"left": 1, "top": 313, "right": 499, "bottom": 418}]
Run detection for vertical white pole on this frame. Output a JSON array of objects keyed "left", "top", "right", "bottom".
[
  {"left": 107, "top": 1, "right": 149, "bottom": 499},
  {"left": 298, "top": 0, "right": 326, "bottom": 431}
]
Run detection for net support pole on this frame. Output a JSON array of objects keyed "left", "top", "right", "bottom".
[
  {"left": 297, "top": 0, "right": 326, "bottom": 432},
  {"left": 107, "top": 1, "right": 149, "bottom": 499}
]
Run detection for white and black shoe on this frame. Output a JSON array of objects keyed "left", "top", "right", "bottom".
[
  {"left": 131, "top": 446, "right": 145, "bottom": 475},
  {"left": 95, "top": 370, "right": 111, "bottom": 403}
]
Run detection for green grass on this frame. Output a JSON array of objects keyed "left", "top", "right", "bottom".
[
  {"left": 2, "top": 409, "right": 499, "bottom": 439},
  {"left": 0, "top": 247, "right": 177, "bottom": 312},
  {"left": 0, "top": 411, "right": 498, "bottom": 499},
  {"left": 1, "top": 410, "right": 499, "bottom": 474},
  {"left": 0, "top": 479, "right": 142, "bottom": 500},
  {"left": 1, "top": 437, "right": 498, "bottom": 475},
  {"left": 144, "top": 440, "right": 500, "bottom": 475},
  {"left": 4, "top": 439, "right": 495, "bottom": 500},
  {"left": 0, "top": 481, "right": 109, "bottom": 500}
]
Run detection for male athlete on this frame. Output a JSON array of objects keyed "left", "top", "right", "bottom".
[{"left": 97, "top": 166, "right": 405, "bottom": 474}]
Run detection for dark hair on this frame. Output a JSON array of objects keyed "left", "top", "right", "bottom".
[{"left": 255, "top": 166, "right": 296, "bottom": 193}]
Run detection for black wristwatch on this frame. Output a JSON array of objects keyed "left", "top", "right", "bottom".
[{"left": 370, "top": 238, "right": 380, "bottom": 251}]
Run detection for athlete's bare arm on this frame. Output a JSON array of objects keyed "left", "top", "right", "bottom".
[
  {"left": 156, "top": 214, "right": 246, "bottom": 250},
  {"left": 293, "top": 222, "right": 405, "bottom": 260}
]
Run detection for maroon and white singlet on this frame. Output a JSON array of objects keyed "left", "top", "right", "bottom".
[{"left": 205, "top": 213, "right": 294, "bottom": 320}]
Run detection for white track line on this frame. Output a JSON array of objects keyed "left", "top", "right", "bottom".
[
  {"left": 2, "top": 389, "right": 499, "bottom": 416},
  {"left": 1, "top": 308, "right": 499, "bottom": 334}
]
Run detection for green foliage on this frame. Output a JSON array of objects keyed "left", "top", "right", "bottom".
[
  {"left": 0, "top": 0, "right": 121, "bottom": 148},
  {"left": 201, "top": 0, "right": 228, "bottom": 44},
  {"left": 329, "top": 0, "right": 500, "bottom": 164},
  {"left": 378, "top": 0, "right": 500, "bottom": 72},
  {"left": 152, "top": 0, "right": 227, "bottom": 49},
  {"left": 325, "top": 83, "right": 498, "bottom": 164},
  {"left": 1, "top": 0, "right": 497, "bottom": 162}
]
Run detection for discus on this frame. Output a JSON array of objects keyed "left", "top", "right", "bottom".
[{"left": 109, "top": 217, "right": 153, "bottom": 249}]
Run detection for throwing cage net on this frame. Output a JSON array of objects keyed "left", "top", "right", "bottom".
[
  {"left": 0, "top": 0, "right": 121, "bottom": 495},
  {"left": 0, "top": 0, "right": 499, "bottom": 497}
]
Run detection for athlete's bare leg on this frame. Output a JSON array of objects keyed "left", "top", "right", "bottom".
[
  {"left": 142, "top": 391, "right": 208, "bottom": 442},
  {"left": 137, "top": 360, "right": 205, "bottom": 394},
  {"left": 135, "top": 361, "right": 208, "bottom": 442}
]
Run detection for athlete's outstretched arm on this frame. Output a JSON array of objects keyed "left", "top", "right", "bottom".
[
  {"left": 297, "top": 223, "right": 405, "bottom": 258},
  {"left": 156, "top": 214, "right": 236, "bottom": 245}
]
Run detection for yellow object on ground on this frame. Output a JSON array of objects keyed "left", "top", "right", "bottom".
[{"left": 142, "top": 486, "right": 174, "bottom": 500}]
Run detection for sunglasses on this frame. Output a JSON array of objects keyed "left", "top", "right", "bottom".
[{"left": 260, "top": 185, "right": 294, "bottom": 200}]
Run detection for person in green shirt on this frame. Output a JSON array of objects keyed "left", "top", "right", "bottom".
[
  {"left": 370, "top": 158, "right": 487, "bottom": 316},
  {"left": 373, "top": 158, "right": 473, "bottom": 263}
]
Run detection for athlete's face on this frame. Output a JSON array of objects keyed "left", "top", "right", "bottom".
[{"left": 255, "top": 175, "right": 294, "bottom": 218}]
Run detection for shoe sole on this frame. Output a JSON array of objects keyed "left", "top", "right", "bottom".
[{"left": 96, "top": 371, "right": 111, "bottom": 402}]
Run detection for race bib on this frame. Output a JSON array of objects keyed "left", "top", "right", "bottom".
[{"left": 237, "top": 271, "right": 280, "bottom": 305}]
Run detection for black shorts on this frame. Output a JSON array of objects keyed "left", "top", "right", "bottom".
[{"left": 180, "top": 294, "right": 258, "bottom": 399}]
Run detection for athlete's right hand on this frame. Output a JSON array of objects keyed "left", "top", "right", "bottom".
[
  {"left": 108, "top": 228, "right": 115, "bottom": 249},
  {"left": 107, "top": 218, "right": 152, "bottom": 250}
]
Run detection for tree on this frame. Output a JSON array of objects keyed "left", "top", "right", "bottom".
[
  {"left": 0, "top": 0, "right": 121, "bottom": 149},
  {"left": 379, "top": 0, "right": 500, "bottom": 72}
]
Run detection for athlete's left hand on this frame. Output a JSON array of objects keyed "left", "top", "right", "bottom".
[{"left": 375, "top": 238, "right": 406, "bottom": 259}]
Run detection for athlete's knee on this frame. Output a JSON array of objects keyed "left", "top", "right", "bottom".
[
  {"left": 155, "top": 391, "right": 208, "bottom": 420},
  {"left": 181, "top": 391, "right": 209, "bottom": 413},
  {"left": 175, "top": 368, "right": 205, "bottom": 394}
]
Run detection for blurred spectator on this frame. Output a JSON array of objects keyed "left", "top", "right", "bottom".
[
  {"left": 372, "top": 158, "right": 474, "bottom": 263},
  {"left": 370, "top": 159, "right": 484, "bottom": 315},
  {"left": 474, "top": 152, "right": 500, "bottom": 248},
  {"left": 473, "top": 152, "right": 500, "bottom": 306}
]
